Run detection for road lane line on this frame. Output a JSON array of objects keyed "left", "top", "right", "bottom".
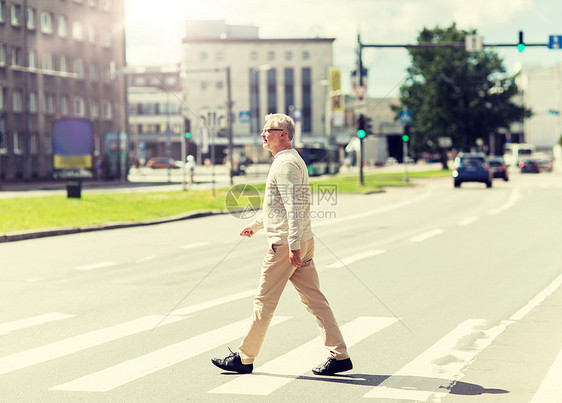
[
  {"left": 510, "top": 272, "right": 562, "bottom": 321},
  {"left": 458, "top": 216, "right": 480, "bottom": 226},
  {"left": 487, "top": 187, "right": 520, "bottom": 215},
  {"left": 410, "top": 229, "right": 444, "bottom": 243},
  {"left": 180, "top": 242, "right": 210, "bottom": 249},
  {"left": 75, "top": 261, "right": 117, "bottom": 271},
  {"left": 173, "top": 289, "right": 256, "bottom": 316},
  {"left": 326, "top": 250, "right": 386, "bottom": 269},
  {"left": 209, "top": 316, "right": 398, "bottom": 396},
  {"left": 135, "top": 255, "right": 156, "bottom": 264},
  {"left": 0, "top": 315, "right": 185, "bottom": 376},
  {"left": 530, "top": 346, "right": 562, "bottom": 403},
  {"left": 363, "top": 319, "right": 509, "bottom": 401},
  {"left": 0, "top": 312, "right": 75, "bottom": 335},
  {"left": 314, "top": 189, "right": 433, "bottom": 228},
  {"left": 51, "top": 317, "right": 290, "bottom": 392}
]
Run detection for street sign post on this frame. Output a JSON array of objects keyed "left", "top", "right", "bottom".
[{"left": 548, "top": 35, "right": 562, "bottom": 49}]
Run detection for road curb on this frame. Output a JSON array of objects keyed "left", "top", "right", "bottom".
[{"left": 0, "top": 209, "right": 234, "bottom": 244}]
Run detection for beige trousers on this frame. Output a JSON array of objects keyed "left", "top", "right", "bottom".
[{"left": 238, "top": 237, "right": 349, "bottom": 364}]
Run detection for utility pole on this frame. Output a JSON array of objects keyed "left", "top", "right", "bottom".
[{"left": 226, "top": 66, "right": 234, "bottom": 185}]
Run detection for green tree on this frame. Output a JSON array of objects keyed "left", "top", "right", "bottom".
[{"left": 397, "top": 23, "right": 531, "bottom": 168}]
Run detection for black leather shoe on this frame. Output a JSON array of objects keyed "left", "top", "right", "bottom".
[
  {"left": 211, "top": 348, "right": 253, "bottom": 374},
  {"left": 312, "top": 357, "right": 353, "bottom": 375}
]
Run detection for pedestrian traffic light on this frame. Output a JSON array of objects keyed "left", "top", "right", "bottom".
[
  {"left": 357, "top": 114, "right": 366, "bottom": 139},
  {"left": 364, "top": 115, "right": 373, "bottom": 135},
  {"left": 184, "top": 118, "right": 192, "bottom": 140},
  {"left": 402, "top": 124, "right": 410, "bottom": 142},
  {"left": 517, "top": 30, "right": 525, "bottom": 52}
]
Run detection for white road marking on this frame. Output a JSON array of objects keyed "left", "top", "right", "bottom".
[
  {"left": 326, "top": 250, "right": 386, "bottom": 269},
  {"left": 180, "top": 242, "right": 210, "bottom": 249},
  {"left": 0, "top": 315, "right": 184, "bottom": 376},
  {"left": 410, "top": 228, "right": 444, "bottom": 243},
  {"left": 173, "top": 289, "right": 256, "bottom": 316},
  {"left": 0, "top": 312, "right": 75, "bottom": 335},
  {"left": 487, "top": 187, "right": 520, "bottom": 215},
  {"left": 25, "top": 277, "right": 43, "bottom": 282},
  {"left": 364, "top": 318, "right": 509, "bottom": 400},
  {"left": 530, "top": 346, "right": 562, "bottom": 403},
  {"left": 209, "top": 316, "right": 398, "bottom": 396},
  {"left": 510, "top": 272, "right": 562, "bottom": 321},
  {"left": 314, "top": 189, "right": 433, "bottom": 228},
  {"left": 51, "top": 317, "right": 290, "bottom": 392},
  {"left": 75, "top": 261, "right": 117, "bottom": 271},
  {"left": 135, "top": 255, "right": 156, "bottom": 264},
  {"left": 458, "top": 216, "right": 480, "bottom": 226}
]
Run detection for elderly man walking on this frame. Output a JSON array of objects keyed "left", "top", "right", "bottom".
[{"left": 211, "top": 113, "right": 352, "bottom": 376}]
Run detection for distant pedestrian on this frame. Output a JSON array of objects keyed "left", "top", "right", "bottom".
[
  {"left": 211, "top": 113, "right": 352, "bottom": 375},
  {"left": 186, "top": 155, "right": 196, "bottom": 185}
]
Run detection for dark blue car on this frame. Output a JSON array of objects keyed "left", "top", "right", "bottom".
[{"left": 452, "top": 152, "right": 492, "bottom": 188}]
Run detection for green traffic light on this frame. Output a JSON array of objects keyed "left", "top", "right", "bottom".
[
  {"left": 185, "top": 132, "right": 192, "bottom": 140},
  {"left": 517, "top": 43, "right": 525, "bottom": 52},
  {"left": 357, "top": 129, "right": 366, "bottom": 139},
  {"left": 402, "top": 134, "right": 409, "bottom": 142}
]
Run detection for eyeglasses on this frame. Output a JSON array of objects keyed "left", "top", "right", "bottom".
[{"left": 262, "top": 128, "right": 284, "bottom": 134}]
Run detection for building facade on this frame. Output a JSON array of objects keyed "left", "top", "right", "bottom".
[
  {"left": 181, "top": 20, "right": 334, "bottom": 163},
  {"left": 126, "top": 66, "right": 188, "bottom": 164},
  {"left": 0, "top": 0, "right": 127, "bottom": 181}
]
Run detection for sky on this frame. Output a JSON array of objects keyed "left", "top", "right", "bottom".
[{"left": 124, "top": 0, "right": 562, "bottom": 98}]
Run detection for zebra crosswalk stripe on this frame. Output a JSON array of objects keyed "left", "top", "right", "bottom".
[{"left": 209, "top": 316, "right": 398, "bottom": 396}]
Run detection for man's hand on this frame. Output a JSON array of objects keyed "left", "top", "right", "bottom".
[
  {"left": 289, "top": 249, "right": 302, "bottom": 267},
  {"left": 240, "top": 227, "right": 254, "bottom": 237}
]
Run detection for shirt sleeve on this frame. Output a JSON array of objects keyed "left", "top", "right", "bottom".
[
  {"left": 248, "top": 212, "right": 264, "bottom": 233},
  {"left": 275, "top": 161, "right": 305, "bottom": 250}
]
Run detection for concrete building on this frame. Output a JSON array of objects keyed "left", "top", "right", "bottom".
[
  {"left": 517, "top": 64, "right": 562, "bottom": 153},
  {"left": 181, "top": 20, "right": 335, "bottom": 163},
  {"left": 0, "top": 0, "right": 127, "bottom": 181},
  {"left": 126, "top": 65, "right": 189, "bottom": 164}
]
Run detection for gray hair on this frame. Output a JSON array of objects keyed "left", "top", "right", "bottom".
[{"left": 265, "top": 113, "right": 295, "bottom": 140}]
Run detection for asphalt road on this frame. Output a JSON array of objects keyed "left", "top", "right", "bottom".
[{"left": 0, "top": 169, "right": 561, "bottom": 402}]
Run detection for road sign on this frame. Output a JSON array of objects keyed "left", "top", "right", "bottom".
[
  {"left": 398, "top": 109, "right": 412, "bottom": 124},
  {"left": 548, "top": 35, "right": 562, "bottom": 49},
  {"left": 352, "top": 84, "right": 367, "bottom": 100},
  {"left": 238, "top": 111, "right": 251, "bottom": 123},
  {"left": 465, "top": 35, "right": 483, "bottom": 52}
]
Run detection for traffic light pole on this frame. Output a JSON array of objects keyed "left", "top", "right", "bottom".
[
  {"left": 403, "top": 138, "right": 409, "bottom": 182},
  {"left": 359, "top": 137, "right": 364, "bottom": 186}
]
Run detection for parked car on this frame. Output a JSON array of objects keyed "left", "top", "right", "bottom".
[
  {"left": 146, "top": 157, "right": 180, "bottom": 169},
  {"left": 488, "top": 156, "right": 509, "bottom": 181},
  {"left": 452, "top": 152, "right": 492, "bottom": 188},
  {"left": 519, "top": 159, "right": 540, "bottom": 173},
  {"left": 534, "top": 153, "right": 553, "bottom": 172}
]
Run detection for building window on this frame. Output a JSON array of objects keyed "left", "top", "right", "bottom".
[
  {"left": 284, "top": 68, "right": 294, "bottom": 116},
  {"left": 249, "top": 68, "right": 260, "bottom": 134},
  {"left": 267, "top": 69, "right": 277, "bottom": 115},
  {"left": 216, "top": 81, "right": 223, "bottom": 90},
  {"left": 59, "top": 55, "right": 69, "bottom": 73},
  {"left": 27, "top": 49, "right": 36, "bottom": 68},
  {"left": 42, "top": 53, "right": 53, "bottom": 71},
  {"left": 90, "top": 101, "right": 99, "bottom": 118},
  {"left": 215, "top": 51, "right": 224, "bottom": 61},
  {"left": 44, "top": 94, "right": 55, "bottom": 114},
  {"left": 199, "top": 51, "right": 207, "bottom": 61},
  {"left": 89, "top": 64, "right": 97, "bottom": 81},
  {"left": 88, "top": 0, "right": 97, "bottom": 6},
  {"left": 284, "top": 51, "right": 292, "bottom": 61},
  {"left": 28, "top": 92, "right": 37, "bottom": 113},
  {"left": 267, "top": 51, "right": 275, "bottom": 61},
  {"left": 74, "top": 59, "right": 84, "bottom": 78},
  {"left": 74, "top": 97, "right": 85, "bottom": 117},
  {"left": 250, "top": 51, "right": 258, "bottom": 61},
  {"left": 0, "top": 131, "right": 7, "bottom": 154},
  {"left": 57, "top": 16, "right": 67, "bottom": 37},
  {"left": 201, "top": 81, "right": 208, "bottom": 91},
  {"left": 26, "top": 7, "right": 35, "bottom": 30},
  {"left": 40, "top": 11, "right": 53, "bottom": 34},
  {"left": 61, "top": 95, "right": 69, "bottom": 115},
  {"left": 0, "top": 44, "right": 6, "bottom": 66},
  {"left": 14, "top": 132, "right": 23, "bottom": 154},
  {"left": 88, "top": 25, "right": 96, "bottom": 44},
  {"left": 0, "top": 2, "right": 5, "bottom": 23},
  {"left": 102, "top": 100, "right": 112, "bottom": 120},
  {"left": 100, "top": 30, "right": 110, "bottom": 47},
  {"left": 30, "top": 133, "right": 38, "bottom": 154},
  {"left": 72, "top": 21, "right": 83, "bottom": 41},
  {"left": 103, "top": 65, "right": 110, "bottom": 82},
  {"left": 11, "top": 4, "right": 21, "bottom": 27},
  {"left": 302, "top": 67, "right": 312, "bottom": 132},
  {"left": 0, "top": 86, "right": 4, "bottom": 111},
  {"left": 100, "top": 0, "right": 111, "bottom": 11},
  {"left": 302, "top": 50, "right": 311, "bottom": 60},
  {"left": 11, "top": 47, "right": 23, "bottom": 66}
]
